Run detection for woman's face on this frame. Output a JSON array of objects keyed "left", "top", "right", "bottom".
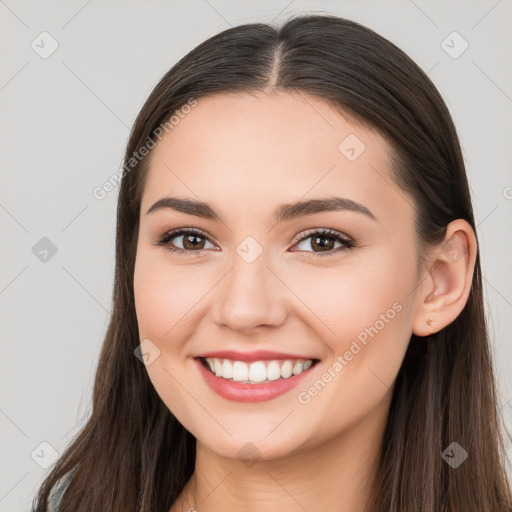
[{"left": 134, "top": 91, "right": 422, "bottom": 460}]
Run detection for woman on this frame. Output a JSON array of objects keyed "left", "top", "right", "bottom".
[{"left": 32, "top": 13, "right": 512, "bottom": 512}]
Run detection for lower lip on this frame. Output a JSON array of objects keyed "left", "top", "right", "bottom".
[{"left": 194, "top": 358, "right": 317, "bottom": 403}]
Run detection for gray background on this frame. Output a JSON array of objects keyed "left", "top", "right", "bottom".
[{"left": 1, "top": 1, "right": 511, "bottom": 510}]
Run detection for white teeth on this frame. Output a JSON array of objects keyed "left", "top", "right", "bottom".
[
  {"left": 214, "top": 359, "right": 223, "bottom": 377},
  {"left": 222, "top": 359, "right": 233, "bottom": 379},
  {"left": 249, "top": 361, "right": 267, "bottom": 382},
  {"left": 280, "top": 360, "right": 293, "bottom": 379},
  {"left": 266, "top": 361, "right": 281, "bottom": 381},
  {"left": 232, "top": 361, "right": 249, "bottom": 382},
  {"left": 292, "top": 361, "right": 304, "bottom": 375},
  {"left": 202, "top": 357, "right": 315, "bottom": 383}
]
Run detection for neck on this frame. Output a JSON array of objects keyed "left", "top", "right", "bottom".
[{"left": 171, "top": 394, "right": 390, "bottom": 512}]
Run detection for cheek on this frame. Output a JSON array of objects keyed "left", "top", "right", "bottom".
[
  {"left": 133, "top": 251, "right": 207, "bottom": 423},
  {"left": 133, "top": 251, "right": 211, "bottom": 341},
  {"left": 291, "top": 263, "right": 414, "bottom": 439},
  {"left": 288, "top": 247, "right": 416, "bottom": 403},
  {"left": 289, "top": 251, "right": 414, "bottom": 341}
]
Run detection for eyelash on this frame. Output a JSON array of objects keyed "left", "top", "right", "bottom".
[{"left": 154, "top": 227, "right": 356, "bottom": 258}]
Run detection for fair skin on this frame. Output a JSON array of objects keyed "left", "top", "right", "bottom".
[{"left": 133, "top": 90, "right": 477, "bottom": 512}]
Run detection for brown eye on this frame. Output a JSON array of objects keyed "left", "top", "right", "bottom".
[
  {"left": 155, "top": 228, "right": 215, "bottom": 255},
  {"left": 292, "top": 229, "right": 355, "bottom": 256},
  {"left": 182, "top": 233, "right": 206, "bottom": 250}
]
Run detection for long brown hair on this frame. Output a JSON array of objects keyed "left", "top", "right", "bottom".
[{"left": 33, "top": 13, "right": 512, "bottom": 512}]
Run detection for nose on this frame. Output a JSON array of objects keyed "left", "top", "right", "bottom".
[{"left": 210, "top": 251, "right": 289, "bottom": 333}]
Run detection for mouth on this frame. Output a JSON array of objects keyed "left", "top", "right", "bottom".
[
  {"left": 197, "top": 356, "right": 319, "bottom": 384},
  {"left": 194, "top": 355, "right": 320, "bottom": 402}
]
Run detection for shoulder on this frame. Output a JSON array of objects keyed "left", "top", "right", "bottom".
[{"left": 47, "top": 472, "right": 73, "bottom": 512}]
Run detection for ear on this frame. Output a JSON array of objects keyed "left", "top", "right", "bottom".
[{"left": 412, "top": 219, "right": 478, "bottom": 337}]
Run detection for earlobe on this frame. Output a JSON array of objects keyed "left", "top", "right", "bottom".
[{"left": 412, "top": 220, "right": 477, "bottom": 338}]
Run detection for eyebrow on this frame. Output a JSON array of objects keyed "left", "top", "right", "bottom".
[{"left": 146, "top": 196, "right": 376, "bottom": 223}]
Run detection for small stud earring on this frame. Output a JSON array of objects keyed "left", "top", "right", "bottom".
[{"left": 426, "top": 318, "right": 435, "bottom": 327}]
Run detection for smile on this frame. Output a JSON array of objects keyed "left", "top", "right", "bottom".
[
  {"left": 195, "top": 356, "right": 320, "bottom": 402},
  {"left": 203, "top": 357, "right": 314, "bottom": 383}
]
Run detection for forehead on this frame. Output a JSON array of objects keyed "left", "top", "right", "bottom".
[{"left": 141, "top": 91, "right": 411, "bottom": 225}]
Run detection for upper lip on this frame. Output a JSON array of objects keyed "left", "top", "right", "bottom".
[{"left": 196, "top": 350, "right": 318, "bottom": 362}]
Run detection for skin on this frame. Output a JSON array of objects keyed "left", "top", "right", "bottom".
[{"left": 133, "top": 90, "right": 477, "bottom": 512}]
